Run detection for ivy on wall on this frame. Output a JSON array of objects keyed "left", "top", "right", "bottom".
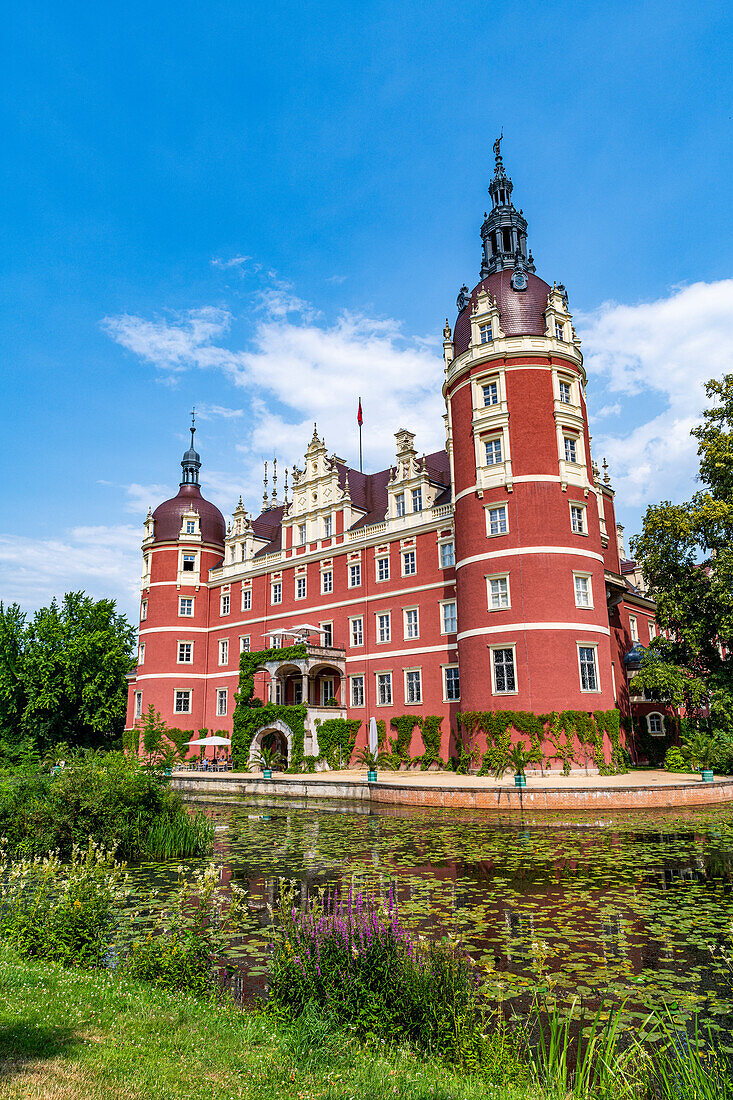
[
  {"left": 231, "top": 643, "right": 311, "bottom": 771},
  {"left": 419, "top": 716, "right": 444, "bottom": 770},
  {"left": 315, "top": 717, "right": 361, "bottom": 768}
]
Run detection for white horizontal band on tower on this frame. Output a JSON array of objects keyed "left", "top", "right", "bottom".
[
  {"left": 455, "top": 545, "right": 605, "bottom": 569},
  {"left": 456, "top": 621, "right": 611, "bottom": 641}
]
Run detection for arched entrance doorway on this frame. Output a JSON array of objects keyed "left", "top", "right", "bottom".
[{"left": 249, "top": 719, "right": 292, "bottom": 768}]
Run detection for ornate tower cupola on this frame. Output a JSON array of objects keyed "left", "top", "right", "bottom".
[
  {"left": 480, "top": 135, "right": 536, "bottom": 279},
  {"left": 180, "top": 410, "right": 201, "bottom": 487}
]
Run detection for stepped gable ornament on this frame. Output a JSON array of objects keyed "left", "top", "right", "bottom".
[{"left": 456, "top": 285, "right": 471, "bottom": 312}]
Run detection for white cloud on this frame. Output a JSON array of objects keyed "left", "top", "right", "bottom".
[
  {"left": 195, "top": 404, "right": 244, "bottom": 420},
  {"left": 211, "top": 255, "right": 252, "bottom": 270},
  {"left": 124, "top": 482, "right": 171, "bottom": 514},
  {"left": 591, "top": 402, "right": 621, "bottom": 419},
  {"left": 579, "top": 280, "right": 733, "bottom": 507},
  {"left": 0, "top": 525, "right": 142, "bottom": 621}
]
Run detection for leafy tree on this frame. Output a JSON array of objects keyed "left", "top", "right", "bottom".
[
  {"left": 0, "top": 592, "right": 135, "bottom": 753},
  {"left": 631, "top": 374, "right": 733, "bottom": 731}
]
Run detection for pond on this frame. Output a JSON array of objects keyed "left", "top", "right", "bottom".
[{"left": 132, "top": 798, "right": 733, "bottom": 1045}]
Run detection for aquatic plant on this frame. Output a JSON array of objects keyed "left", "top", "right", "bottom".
[{"left": 145, "top": 811, "right": 214, "bottom": 860}]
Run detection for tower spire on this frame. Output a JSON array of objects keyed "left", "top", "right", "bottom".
[
  {"left": 479, "top": 137, "right": 535, "bottom": 280},
  {"left": 179, "top": 408, "right": 201, "bottom": 487}
]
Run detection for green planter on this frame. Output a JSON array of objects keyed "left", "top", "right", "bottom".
[
  {"left": 367, "top": 769, "right": 378, "bottom": 783},
  {"left": 514, "top": 774, "right": 527, "bottom": 788},
  {"left": 701, "top": 769, "right": 714, "bottom": 783},
  {"left": 262, "top": 768, "right": 272, "bottom": 779}
]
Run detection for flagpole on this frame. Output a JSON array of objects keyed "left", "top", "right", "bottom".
[{"left": 358, "top": 396, "right": 363, "bottom": 472}]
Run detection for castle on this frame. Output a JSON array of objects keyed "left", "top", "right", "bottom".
[{"left": 126, "top": 140, "right": 662, "bottom": 764}]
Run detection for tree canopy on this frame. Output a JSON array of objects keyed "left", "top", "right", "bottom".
[
  {"left": 630, "top": 374, "right": 733, "bottom": 730},
  {"left": 0, "top": 591, "right": 136, "bottom": 756}
]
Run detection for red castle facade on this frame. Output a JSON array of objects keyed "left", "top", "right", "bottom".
[{"left": 126, "top": 142, "right": 662, "bottom": 763}]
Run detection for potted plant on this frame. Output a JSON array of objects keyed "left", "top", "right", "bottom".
[
  {"left": 254, "top": 744, "right": 284, "bottom": 779},
  {"left": 687, "top": 731, "right": 720, "bottom": 782},
  {"left": 509, "top": 741, "right": 530, "bottom": 788},
  {"left": 355, "top": 747, "right": 385, "bottom": 783}
]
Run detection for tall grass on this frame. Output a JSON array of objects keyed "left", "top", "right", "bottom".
[{"left": 145, "top": 811, "right": 214, "bottom": 859}]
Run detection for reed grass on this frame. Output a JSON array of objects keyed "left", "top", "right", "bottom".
[{"left": 145, "top": 811, "right": 214, "bottom": 859}]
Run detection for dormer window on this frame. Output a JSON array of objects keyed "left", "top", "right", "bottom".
[
  {"left": 555, "top": 321, "right": 565, "bottom": 341},
  {"left": 186, "top": 520, "right": 195, "bottom": 534},
  {"left": 479, "top": 323, "right": 493, "bottom": 344},
  {"left": 298, "top": 523, "right": 307, "bottom": 546},
  {"left": 395, "top": 492, "right": 406, "bottom": 517},
  {"left": 485, "top": 437, "right": 503, "bottom": 466},
  {"left": 412, "top": 488, "right": 422, "bottom": 512},
  {"left": 323, "top": 515, "right": 333, "bottom": 538},
  {"left": 482, "top": 381, "right": 499, "bottom": 407},
  {"left": 559, "top": 380, "right": 571, "bottom": 404}
]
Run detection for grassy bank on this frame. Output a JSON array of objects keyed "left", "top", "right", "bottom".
[{"left": 0, "top": 946, "right": 534, "bottom": 1100}]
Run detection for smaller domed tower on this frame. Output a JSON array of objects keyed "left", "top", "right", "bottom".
[
  {"left": 445, "top": 141, "right": 616, "bottom": 716},
  {"left": 127, "top": 414, "right": 225, "bottom": 733}
]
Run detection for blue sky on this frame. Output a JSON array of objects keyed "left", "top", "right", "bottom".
[{"left": 1, "top": 1, "right": 732, "bottom": 620}]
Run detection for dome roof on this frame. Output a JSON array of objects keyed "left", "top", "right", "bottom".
[
  {"left": 152, "top": 484, "right": 225, "bottom": 546},
  {"left": 453, "top": 270, "right": 551, "bottom": 357}
]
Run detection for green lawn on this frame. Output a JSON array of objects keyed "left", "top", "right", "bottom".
[{"left": 0, "top": 947, "right": 534, "bottom": 1100}]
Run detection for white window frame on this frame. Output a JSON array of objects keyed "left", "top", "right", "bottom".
[
  {"left": 220, "top": 593, "right": 230, "bottom": 616},
  {"left": 141, "top": 599, "right": 148, "bottom": 621},
  {"left": 484, "top": 436, "right": 503, "bottom": 466},
  {"left": 403, "top": 607, "right": 419, "bottom": 640},
  {"left": 487, "top": 572, "right": 510, "bottom": 611},
  {"left": 323, "top": 514, "right": 333, "bottom": 538},
  {"left": 348, "top": 563, "right": 362, "bottom": 588},
  {"left": 411, "top": 487, "right": 423, "bottom": 512},
  {"left": 218, "top": 639, "right": 229, "bottom": 666},
  {"left": 558, "top": 379, "right": 572, "bottom": 404},
  {"left": 177, "top": 640, "right": 193, "bottom": 664},
  {"left": 350, "top": 674, "right": 365, "bottom": 708},
  {"left": 376, "top": 556, "right": 390, "bottom": 582},
  {"left": 577, "top": 643, "right": 601, "bottom": 693},
  {"left": 240, "top": 635, "right": 251, "bottom": 653},
  {"left": 404, "top": 668, "right": 422, "bottom": 705},
  {"left": 573, "top": 572, "right": 593, "bottom": 609},
  {"left": 241, "top": 588, "right": 252, "bottom": 612},
  {"left": 402, "top": 550, "right": 417, "bottom": 577},
  {"left": 440, "top": 599, "right": 457, "bottom": 634},
  {"left": 555, "top": 320, "right": 565, "bottom": 342},
  {"left": 181, "top": 552, "right": 198, "bottom": 574},
  {"left": 216, "top": 689, "right": 227, "bottom": 717},
  {"left": 138, "top": 643, "right": 145, "bottom": 665},
  {"left": 443, "top": 664, "right": 460, "bottom": 703},
  {"left": 271, "top": 581, "right": 282, "bottom": 605},
  {"left": 647, "top": 712, "right": 664, "bottom": 736},
  {"left": 490, "top": 645, "right": 518, "bottom": 696},
  {"left": 376, "top": 612, "right": 391, "bottom": 644},
  {"left": 479, "top": 323, "right": 493, "bottom": 345},
  {"left": 564, "top": 434, "right": 579, "bottom": 465},
  {"left": 174, "top": 690, "right": 192, "bottom": 714},
  {"left": 298, "top": 522, "right": 307, "bottom": 546},
  {"left": 486, "top": 504, "right": 508, "bottom": 538},
  {"left": 438, "top": 539, "right": 455, "bottom": 569},
  {"left": 185, "top": 519, "right": 196, "bottom": 534},
  {"left": 570, "top": 503, "right": 587, "bottom": 535},
  {"left": 395, "top": 492, "right": 406, "bottom": 517},
  {"left": 629, "top": 615, "right": 638, "bottom": 642},
  {"left": 295, "top": 576, "right": 307, "bottom": 601},
  {"left": 350, "top": 616, "right": 364, "bottom": 647},
  {"left": 376, "top": 671, "right": 393, "bottom": 707},
  {"left": 134, "top": 691, "right": 143, "bottom": 718},
  {"left": 649, "top": 622, "right": 656, "bottom": 640},
  {"left": 320, "top": 621, "right": 333, "bottom": 647},
  {"left": 179, "top": 597, "right": 194, "bottom": 617},
  {"left": 320, "top": 568, "right": 333, "bottom": 594}
]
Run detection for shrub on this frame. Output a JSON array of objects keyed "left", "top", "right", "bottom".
[
  {"left": 0, "top": 841, "right": 126, "bottom": 968},
  {"left": 664, "top": 746, "right": 689, "bottom": 773}
]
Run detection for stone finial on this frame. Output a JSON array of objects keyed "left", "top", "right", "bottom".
[
  {"left": 443, "top": 318, "right": 451, "bottom": 340},
  {"left": 602, "top": 458, "right": 611, "bottom": 485}
]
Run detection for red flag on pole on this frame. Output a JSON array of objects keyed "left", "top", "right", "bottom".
[{"left": 357, "top": 398, "right": 363, "bottom": 426}]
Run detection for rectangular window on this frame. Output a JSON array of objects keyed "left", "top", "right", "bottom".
[
  {"left": 349, "top": 563, "right": 361, "bottom": 587},
  {"left": 376, "top": 556, "right": 390, "bottom": 581},
  {"left": 479, "top": 323, "right": 493, "bottom": 344},
  {"left": 405, "top": 670, "right": 422, "bottom": 704},
  {"left": 179, "top": 597, "right": 193, "bottom": 616},
  {"left": 350, "top": 617, "right": 363, "bottom": 647},
  {"left": 485, "top": 437, "right": 503, "bottom": 465},
  {"left": 377, "top": 672, "right": 392, "bottom": 706},
  {"left": 559, "top": 380, "right": 572, "bottom": 404},
  {"left": 441, "top": 600, "right": 457, "bottom": 633},
  {"left": 298, "top": 523, "right": 307, "bottom": 546},
  {"left": 395, "top": 492, "right": 406, "bottom": 517},
  {"left": 649, "top": 622, "right": 656, "bottom": 639},
  {"left": 630, "top": 616, "right": 638, "bottom": 642},
  {"left": 492, "top": 648, "right": 516, "bottom": 694},
  {"left": 240, "top": 635, "right": 251, "bottom": 653},
  {"left": 439, "top": 541, "right": 455, "bottom": 568},
  {"left": 218, "top": 639, "right": 229, "bottom": 666},
  {"left": 402, "top": 550, "right": 416, "bottom": 576},
  {"left": 138, "top": 642, "right": 145, "bottom": 665},
  {"left": 182, "top": 554, "right": 196, "bottom": 572},
  {"left": 487, "top": 505, "right": 508, "bottom": 536},
  {"left": 242, "top": 589, "right": 252, "bottom": 611},
  {"left": 321, "top": 622, "right": 333, "bottom": 646},
  {"left": 141, "top": 599, "right": 148, "bottom": 621},
  {"left": 185, "top": 519, "right": 195, "bottom": 534},
  {"left": 574, "top": 574, "right": 592, "bottom": 608},
  {"left": 412, "top": 487, "right": 422, "bottom": 512},
  {"left": 564, "top": 436, "right": 578, "bottom": 464},
  {"left": 488, "top": 575, "right": 510, "bottom": 609},
  {"left": 555, "top": 321, "right": 564, "bottom": 341},
  {"left": 323, "top": 515, "right": 333, "bottom": 538},
  {"left": 579, "top": 645, "right": 599, "bottom": 691},
  {"left": 648, "top": 714, "right": 663, "bottom": 735},
  {"left": 216, "top": 689, "right": 227, "bottom": 717},
  {"left": 175, "top": 690, "right": 191, "bottom": 714},
  {"left": 350, "top": 675, "right": 364, "bottom": 707},
  {"left": 404, "top": 608, "right": 419, "bottom": 639},
  {"left": 220, "top": 593, "right": 230, "bottom": 616},
  {"left": 296, "top": 576, "right": 307, "bottom": 600},
  {"left": 178, "top": 641, "right": 193, "bottom": 664},
  {"left": 377, "top": 613, "right": 391, "bottom": 643},
  {"left": 570, "top": 505, "right": 586, "bottom": 534},
  {"left": 134, "top": 691, "right": 143, "bottom": 718},
  {"left": 271, "top": 582, "right": 282, "bottom": 604},
  {"left": 482, "top": 380, "right": 498, "bottom": 405},
  {"left": 444, "top": 666, "right": 460, "bottom": 702},
  {"left": 321, "top": 569, "right": 333, "bottom": 594}
]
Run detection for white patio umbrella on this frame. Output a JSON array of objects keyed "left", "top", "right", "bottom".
[
  {"left": 186, "top": 735, "right": 232, "bottom": 746},
  {"left": 368, "top": 717, "right": 379, "bottom": 756}
]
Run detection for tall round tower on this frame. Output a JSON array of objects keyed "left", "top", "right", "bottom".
[
  {"left": 130, "top": 415, "right": 225, "bottom": 733},
  {"left": 444, "top": 138, "right": 616, "bottom": 715}
]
